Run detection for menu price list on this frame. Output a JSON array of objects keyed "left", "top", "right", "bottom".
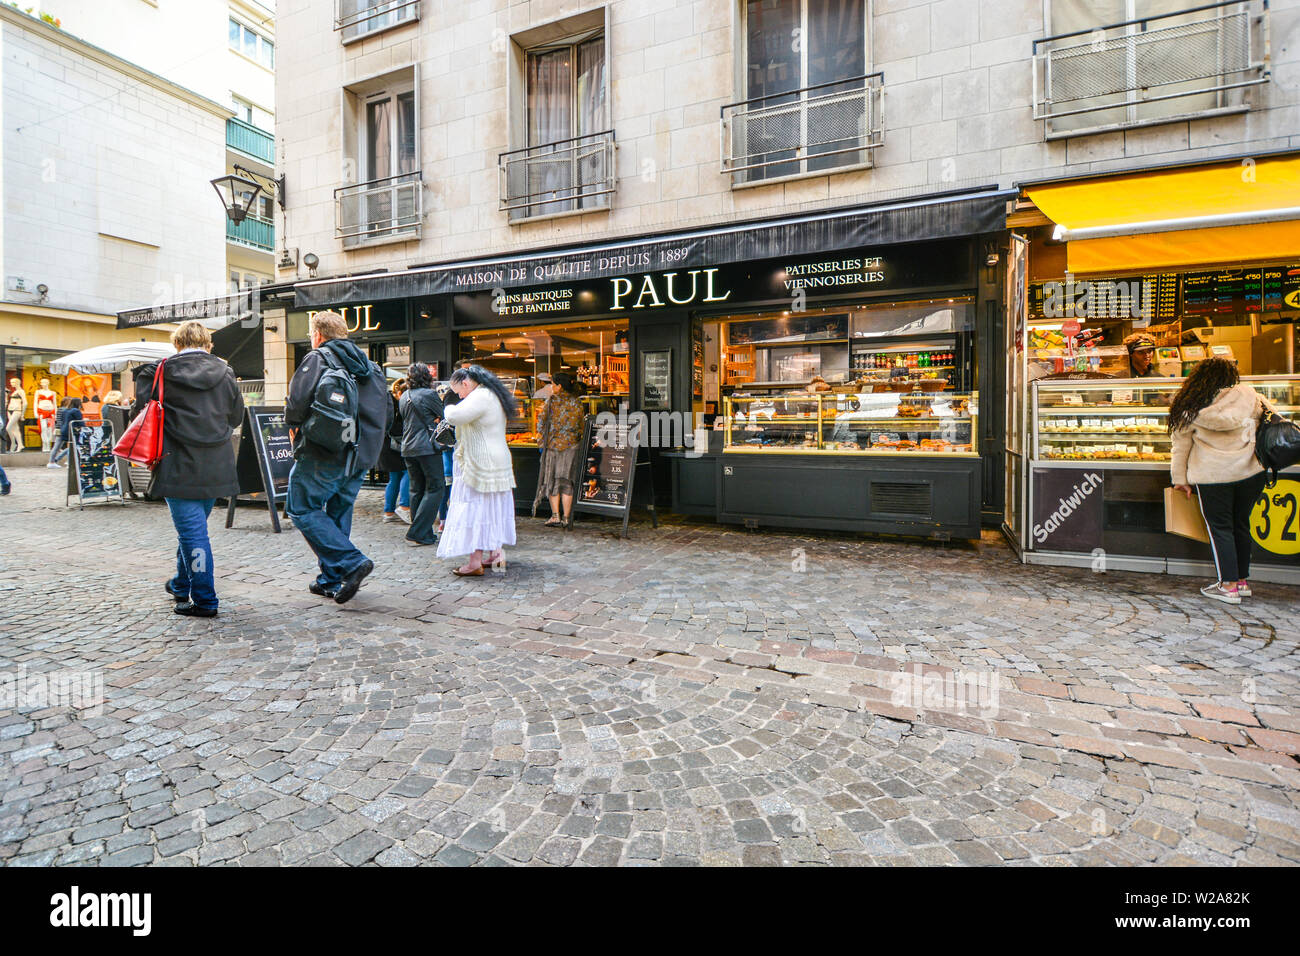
[{"left": 580, "top": 427, "right": 633, "bottom": 507}]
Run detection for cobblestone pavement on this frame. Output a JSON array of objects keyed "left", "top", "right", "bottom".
[{"left": 2, "top": 465, "right": 1299, "bottom": 866}]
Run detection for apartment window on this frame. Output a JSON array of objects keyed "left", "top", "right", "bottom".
[
  {"left": 1033, "top": 0, "right": 1269, "bottom": 138},
  {"left": 337, "top": 69, "right": 423, "bottom": 247},
  {"left": 231, "top": 95, "right": 273, "bottom": 133},
  {"left": 723, "top": 0, "right": 881, "bottom": 185},
  {"left": 229, "top": 18, "right": 274, "bottom": 69},
  {"left": 336, "top": 0, "right": 420, "bottom": 43},
  {"left": 500, "top": 18, "right": 614, "bottom": 221}
]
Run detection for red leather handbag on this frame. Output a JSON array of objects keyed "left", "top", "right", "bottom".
[{"left": 113, "top": 361, "right": 165, "bottom": 468}]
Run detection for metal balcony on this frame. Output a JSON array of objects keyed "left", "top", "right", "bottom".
[
  {"left": 720, "top": 73, "right": 884, "bottom": 186},
  {"left": 499, "top": 130, "right": 616, "bottom": 221},
  {"left": 226, "top": 214, "right": 274, "bottom": 252},
  {"left": 226, "top": 117, "right": 274, "bottom": 165},
  {"left": 335, "top": 0, "right": 419, "bottom": 43},
  {"left": 1032, "top": 0, "right": 1270, "bottom": 139},
  {"left": 335, "top": 171, "right": 423, "bottom": 246}
]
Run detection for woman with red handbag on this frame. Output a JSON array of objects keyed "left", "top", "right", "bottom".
[{"left": 129, "top": 321, "right": 244, "bottom": 617}]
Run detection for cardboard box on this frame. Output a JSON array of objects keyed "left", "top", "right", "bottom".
[{"left": 1164, "top": 486, "right": 1210, "bottom": 543}]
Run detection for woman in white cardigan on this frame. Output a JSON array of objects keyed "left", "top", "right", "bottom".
[
  {"left": 438, "top": 365, "right": 518, "bottom": 575},
  {"left": 1170, "top": 357, "right": 1274, "bottom": 604}
]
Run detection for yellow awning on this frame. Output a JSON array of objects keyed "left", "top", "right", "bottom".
[{"left": 1026, "top": 156, "right": 1300, "bottom": 274}]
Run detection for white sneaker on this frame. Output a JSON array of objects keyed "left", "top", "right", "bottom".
[
  {"left": 382, "top": 512, "right": 398, "bottom": 523},
  {"left": 46, "top": 462, "right": 60, "bottom": 469},
  {"left": 1200, "top": 583, "right": 1241, "bottom": 605},
  {"left": 395, "top": 507, "right": 411, "bottom": 524}
]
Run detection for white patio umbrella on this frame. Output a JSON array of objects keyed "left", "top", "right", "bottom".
[{"left": 49, "top": 342, "right": 176, "bottom": 375}]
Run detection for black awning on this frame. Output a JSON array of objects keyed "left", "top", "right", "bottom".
[
  {"left": 295, "top": 187, "right": 1015, "bottom": 309},
  {"left": 115, "top": 282, "right": 295, "bottom": 329},
  {"left": 212, "top": 318, "right": 265, "bottom": 379}
]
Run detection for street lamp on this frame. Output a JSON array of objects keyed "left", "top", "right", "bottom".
[
  {"left": 210, "top": 172, "right": 265, "bottom": 224},
  {"left": 211, "top": 164, "right": 285, "bottom": 224}
]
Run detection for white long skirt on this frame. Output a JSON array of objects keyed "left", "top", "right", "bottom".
[{"left": 436, "top": 471, "right": 517, "bottom": 558}]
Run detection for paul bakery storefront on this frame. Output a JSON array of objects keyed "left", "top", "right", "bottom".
[
  {"left": 295, "top": 188, "right": 1014, "bottom": 538},
  {"left": 1005, "top": 154, "right": 1300, "bottom": 583}
]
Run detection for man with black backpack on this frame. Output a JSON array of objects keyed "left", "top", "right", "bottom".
[{"left": 285, "top": 311, "right": 390, "bottom": 604}]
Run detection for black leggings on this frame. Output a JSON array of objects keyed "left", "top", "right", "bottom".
[{"left": 1196, "top": 472, "right": 1269, "bottom": 582}]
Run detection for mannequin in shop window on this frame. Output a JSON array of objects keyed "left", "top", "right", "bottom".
[
  {"left": 35, "top": 378, "right": 58, "bottom": 452},
  {"left": 5, "top": 378, "right": 26, "bottom": 452}
]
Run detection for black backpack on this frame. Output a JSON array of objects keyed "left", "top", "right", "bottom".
[{"left": 301, "top": 348, "right": 359, "bottom": 454}]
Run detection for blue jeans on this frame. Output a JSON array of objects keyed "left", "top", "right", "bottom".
[
  {"left": 166, "top": 497, "right": 218, "bottom": 610},
  {"left": 0, "top": 463, "right": 9, "bottom": 490},
  {"left": 437, "top": 449, "right": 454, "bottom": 522},
  {"left": 287, "top": 454, "right": 369, "bottom": 590},
  {"left": 384, "top": 469, "right": 410, "bottom": 512},
  {"left": 49, "top": 436, "right": 69, "bottom": 463}
]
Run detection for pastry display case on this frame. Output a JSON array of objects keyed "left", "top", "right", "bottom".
[
  {"left": 724, "top": 391, "right": 978, "bottom": 455},
  {"left": 1031, "top": 376, "right": 1300, "bottom": 469}
]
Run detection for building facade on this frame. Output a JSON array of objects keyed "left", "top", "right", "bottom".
[
  {"left": 263, "top": 0, "right": 1298, "bottom": 544},
  {"left": 0, "top": 2, "right": 278, "bottom": 453}
]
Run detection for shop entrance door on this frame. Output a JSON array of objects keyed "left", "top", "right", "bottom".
[{"left": 1003, "top": 233, "right": 1030, "bottom": 557}]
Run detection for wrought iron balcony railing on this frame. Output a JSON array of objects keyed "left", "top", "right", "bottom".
[
  {"left": 499, "top": 130, "right": 617, "bottom": 220},
  {"left": 335, "top": 171, "right": 423, "bottom": 246},
  {"left": 226, "top": 117, "right": 274, "bottom": 165},
  {"left": 1032, "top": 0, "right": 1270, "bottom": 139},
  {"left": 720, "top": 73, "right": 884, "bottom": 186},
  {"left": 226, "top": 214, "right": 274, "bottom": 252},
  {"left": 335, "top": 0, "right": 419, "bottom": 42}
]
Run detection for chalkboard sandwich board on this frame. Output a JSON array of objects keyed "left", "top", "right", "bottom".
[
  {"left": 66, "top": 420, "right": 125, "bottom": 509},
  {"left": 571, "top": 414, "right": 658, "bottom": 538},
  {"left": 226, "top": 405, "right": 293, "bottom": 532}
]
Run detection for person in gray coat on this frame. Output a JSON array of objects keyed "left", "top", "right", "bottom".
[{"left": 398, "top": 362, "right": 447, "bottom": 546}]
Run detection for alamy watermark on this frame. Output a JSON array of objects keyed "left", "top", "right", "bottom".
[
  {"left": 593, "top": 403, "right": 710, "bottom": 459},
  {"left": 0, "top": 666, "right": 104, "bottom": 716},
  {"left": 889, "top": 664, "right": 1000, "bottom": 718}
]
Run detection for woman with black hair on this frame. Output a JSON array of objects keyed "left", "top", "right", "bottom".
[
  {"left": 398, "top": 363, "right": 447, "bottom": 546},
  {"left": 438, "top": 364, "right": 517, "bottom": 575},
  {"left": 46, "top": 397, "right": 82, "bottom": 467},
  {"left": 1170, "top": 357, "right": 1274, "bottom": 604}
]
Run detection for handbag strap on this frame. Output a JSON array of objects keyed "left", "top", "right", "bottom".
[{"left": 153, "top": 359, "right": 165, "bottom": 404}]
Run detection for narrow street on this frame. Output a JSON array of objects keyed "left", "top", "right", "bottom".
[{"left": 2, "top": 465, "right": 1297, "bottom": 866}]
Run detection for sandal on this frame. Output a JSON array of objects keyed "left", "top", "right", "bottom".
[
  {"left": 544, "top": 518, "right": 562, "bottom": 526},
  {"left": 452, "top": 565, "right": 484, "bottom": 577}
]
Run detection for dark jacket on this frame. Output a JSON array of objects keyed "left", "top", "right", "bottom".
[
  {"left": 376, "top": 393, "right": 405, "bottom": 472},
  {"left": 285, "top": 338, "right": 390, "bottom": 468},
  {"left": 131, "top": 351, "right": 244, "bottom": 499},
  {"left": 57, "top": 407, "right": 82, "bottom": 439},
  {"left": 398, "top": 387, "right": 446, "bottom": 459}
]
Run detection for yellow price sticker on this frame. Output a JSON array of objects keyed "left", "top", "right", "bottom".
[{"left": 1251, "top": 478, "right": 1300, "bottom": 555}]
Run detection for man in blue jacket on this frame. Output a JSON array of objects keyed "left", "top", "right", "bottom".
[{"left": 285, "top": 311, "right": 390, "bottom": 604}]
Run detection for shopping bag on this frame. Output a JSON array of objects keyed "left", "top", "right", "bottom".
[
  {"left": 1255, "top": 411, "right": 1300, "bottom": 486},
  {"left": 112, "top": 361, "right": 165, "bottom": 468},
  {"left": 1164, "top": 486, "right": 1209, "bottom": 543}
]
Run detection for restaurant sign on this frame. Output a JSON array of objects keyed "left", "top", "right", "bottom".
[{"left": 453, "top": 240, "right": 974, "bottom": 325}]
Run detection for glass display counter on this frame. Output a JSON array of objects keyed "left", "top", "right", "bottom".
[
  {"left": 724, "top": 391, "right": 977, "bottom": 455},
  {"left": 1024, "top": 375, "right": 1300, "bottom": 582},
  {"left": 1031, "top": 377, "right": 1300, "bottom": 469}
]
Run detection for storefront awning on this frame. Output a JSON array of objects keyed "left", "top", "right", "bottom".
[
  {"left": 294, "top": 187, "right": 1016, "bottom": 309},
  {"left": 1026, "top": 155, "right": 1300, "bottom": 274},
  {"left": 115, "top": 283, "right": 294, "bottom": 329}
]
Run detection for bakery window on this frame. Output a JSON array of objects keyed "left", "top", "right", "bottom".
[
  {"left": 724, "top": 390, "right": 977, "bottom": 455},
  {"left": 459, "top": 319, "right": 630, "bottom": 447}
]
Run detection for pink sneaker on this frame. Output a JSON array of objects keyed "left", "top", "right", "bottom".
[{"left": 1200, "top": 582, "right": 1241, "bottom": 605}]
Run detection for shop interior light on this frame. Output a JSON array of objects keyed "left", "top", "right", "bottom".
[{"left": 490, "top": 339, "right": 513, "bottom": 357}]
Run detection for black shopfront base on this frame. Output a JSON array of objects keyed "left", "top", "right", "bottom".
[
  {"left": 671, "top": 450, "right": 982, "bottom": 539},
  {"left": 511, "top": 444, "right": 541, "bottom": 514}
]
